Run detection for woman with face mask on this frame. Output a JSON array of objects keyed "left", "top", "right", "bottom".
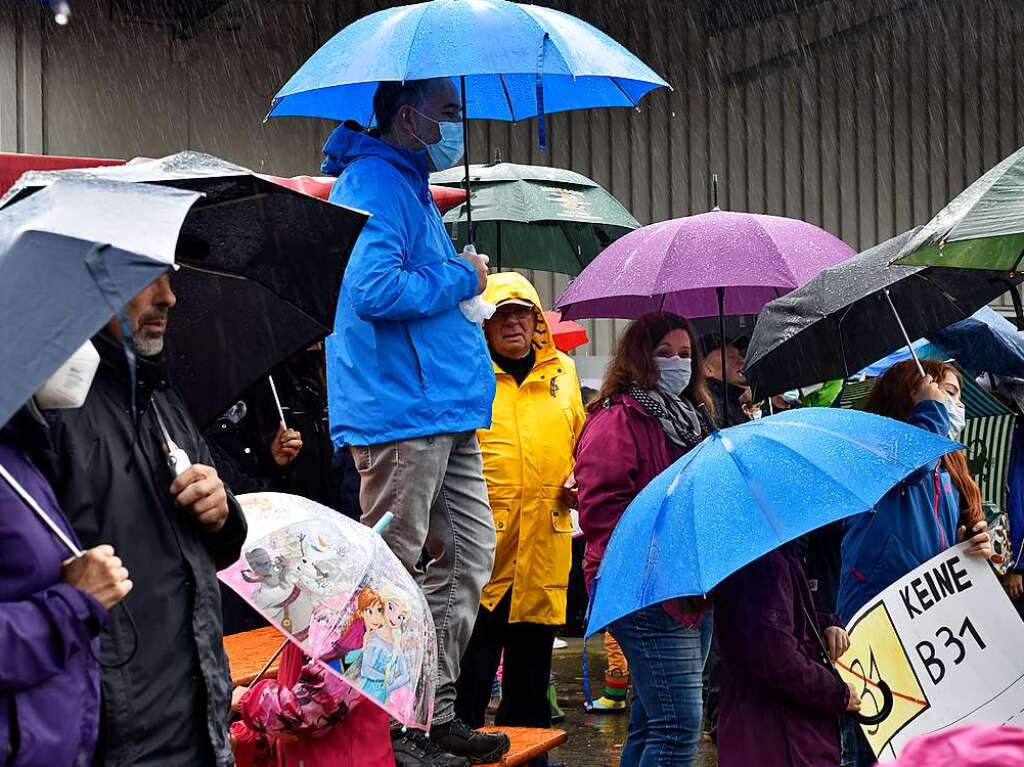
[
  {"left": 1, "top": 341, "right": 134, "bottom": 767},
  {"left": 574, "top": 311, "right": 715, "bottom": 767},
  {"left": 837, "top": 359, "right": 991, "bottom": 767}
]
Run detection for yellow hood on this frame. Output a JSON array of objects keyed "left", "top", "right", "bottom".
[{"left": 483, "top": 272, "right": 556, "bottom": 360}]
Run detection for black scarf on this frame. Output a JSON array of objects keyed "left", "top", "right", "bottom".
[
  {"left": 491, "top": 348, "right": 536, "bottom": 387},
  {"left": 626, "top": 386, "right": 707, "bottom": 451}
]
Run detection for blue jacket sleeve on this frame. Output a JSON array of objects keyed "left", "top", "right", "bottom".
[
  {"left": 0, "top": 583, "right": 107, "bottom": 690},
  {"left": 332, "top": 163, "right": 478, "bottom": 322},
  {"left": 1008, "top": 423, "right": 1024, "bottom": 570},
  {"left": 900, "top": 400, "right": 952, "bottom": 481}
]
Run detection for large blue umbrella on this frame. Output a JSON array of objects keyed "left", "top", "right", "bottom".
[
  {"left": 268, "top": 0, "right": 669, "bottom": 124},
  {"left": 585, "top": 408, "right": 962, "bottom": 637}
]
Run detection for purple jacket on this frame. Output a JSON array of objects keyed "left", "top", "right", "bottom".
[
  {"left": 575, "top": 394, "right": 705, "bottom": 624},
  {"left": 575, "top": 394, "right": 684, "bottom": 589},
  {"left": 714, "top": 546, "right": 849, "bottom": 767},
  {"left": 0, "top": 412, "right": 107, "bottom": 767}
]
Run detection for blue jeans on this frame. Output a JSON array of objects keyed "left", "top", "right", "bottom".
[{"left": 611, "top": 606, "right": 713, "bottom": 767}]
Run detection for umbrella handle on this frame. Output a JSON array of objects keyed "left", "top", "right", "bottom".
[{"left": 856, "top": 679, "right": 895, "bottom": 727}]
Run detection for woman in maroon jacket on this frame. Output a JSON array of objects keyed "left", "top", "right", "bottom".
[
  {"left": 714, "top": 544, "right": 861, "bottom": 767},
  {"left": 575, "top": 312, "right": 714, "bottom": 767}
]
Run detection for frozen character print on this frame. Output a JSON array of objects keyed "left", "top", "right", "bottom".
[
  {"left": 383, "top": 595, "right": 414, "bottom": 712},
  {"left": 241, "top": 546, "right": 312, "bottom": 636}
]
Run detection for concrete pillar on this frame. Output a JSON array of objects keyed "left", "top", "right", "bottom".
[
  {"left": 19, "top": 9, "right": 43, "bottom": 153},
  {"left": 0, "top": 4, "right": 17, "bottom": 151},
  {"left": 0, "top": 5, "right": 44, "bottom": 153}
]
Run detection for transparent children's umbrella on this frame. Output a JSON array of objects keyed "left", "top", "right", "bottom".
[{"left": 219, "top": 492, "right": 437, "bottom": 729}]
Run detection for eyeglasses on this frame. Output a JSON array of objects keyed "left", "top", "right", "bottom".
[{"left": 494, "top": 306, "right": 534, "bottom": 321}]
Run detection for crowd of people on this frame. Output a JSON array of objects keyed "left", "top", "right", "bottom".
[{"left": 1, "top": 72, "right": 1018, "bottom": 767}]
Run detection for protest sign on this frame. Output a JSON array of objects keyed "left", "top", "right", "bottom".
[{"left": 837, "top": 542, "right": 1024, "bottom": 760}]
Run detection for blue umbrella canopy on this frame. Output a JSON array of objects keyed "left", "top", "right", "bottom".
[
  {"left": 268, "top": 0, "right": 669, "bottom": 122},
  {"left": 859, "top": 307, "right": 1024, "bottom": 379},
  {"left": 585, "top": 408, "right": 962, "bottom": 637}
]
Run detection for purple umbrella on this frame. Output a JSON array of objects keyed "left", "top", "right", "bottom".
[{"left": 555, "top": 207, "right": 854, "bottom": 421}]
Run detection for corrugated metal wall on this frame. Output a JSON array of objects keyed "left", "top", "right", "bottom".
[{"left": 3, "top": 0, "right": 1023, "bottom": 359}]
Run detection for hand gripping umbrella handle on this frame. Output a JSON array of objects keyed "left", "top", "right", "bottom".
[{"left": 801, "top": 604, "right": 894, "bottom": 728}]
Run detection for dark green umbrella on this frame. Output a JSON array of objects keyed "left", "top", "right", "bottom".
[
  {"left": 429, "top": 162, "right": 639, "bottom": 275},
  {"left": 895, "top": 145, "right": 1024, "bottom": 271}
]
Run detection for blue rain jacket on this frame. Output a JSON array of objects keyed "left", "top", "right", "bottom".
[
  {"left": 837, "top": 401, "right": 960, "bottom": 623},
  {"left": 321, "top": 126, "right": 495, "bottom": 447}
]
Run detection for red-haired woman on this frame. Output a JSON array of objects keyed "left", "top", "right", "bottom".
[
  {"left": 838, "top": 359, "right": 991, "bottom": 767},
  {"left": 838, "top": 359, "right": 990, "bottom": 623},
  {"left": 574, "top": 311, "right": 714, "bottom": 767}
]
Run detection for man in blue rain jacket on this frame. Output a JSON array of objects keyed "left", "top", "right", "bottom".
[{"left": 322, "top": 77, "right": 506, "bottom": 767}]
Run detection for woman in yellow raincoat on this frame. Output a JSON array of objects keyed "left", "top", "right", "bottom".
[{"left": 454, "top": 272, "right": 585, "bottom": 731}]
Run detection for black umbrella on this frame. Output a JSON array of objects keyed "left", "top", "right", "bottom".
[
  {"left": 3, "top": 152, "right": 368, "bottom": 425},
  {"left": 745, "top": 228, "right": 1024, "bottom": 399}
]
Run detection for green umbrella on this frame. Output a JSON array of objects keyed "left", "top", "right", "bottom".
[
  {"left": 895, "top": 145, "right": 1024, "bottom": 271},
  {"left": 430, "top": 162, "right": 639, "bottom": 275}
]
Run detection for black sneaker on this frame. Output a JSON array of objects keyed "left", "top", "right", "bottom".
[
  {"left": 430, "top": 717, "right": 511, "bottom": 765},
  {"left": 392, "top": 727, "right": 470, "bottom": 767}
]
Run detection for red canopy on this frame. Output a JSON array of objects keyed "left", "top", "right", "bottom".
[
  {"left": 0, "top": 153, "right": 469, "bottom": 214},
  {"left": 260, "top": 173, "right": 468, "bottom": 214},
  {"left": 544, "top": 311, "right": 589, "bottom": 352},
  {"left": 0, "top": 152, "right": 122, "bottom": 197}
]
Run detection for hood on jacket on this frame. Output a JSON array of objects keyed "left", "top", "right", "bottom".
[
  {"left": 483, "top": 272, "right": 558, "bottom": 363},
  {"left": 321, "top": 122, "right": 432, "bottom": 205}
]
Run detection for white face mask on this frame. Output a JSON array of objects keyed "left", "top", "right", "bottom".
[
  {"left": 655, "top": 356, "right": 692, "bottom": 395},
  {"left": 34, "top": 340, "right": 100, "bottom": 410},
  {"left": 411, "top": 108, "right": 465, "bottom": 171},
  {"left": 945, "top": 395, "right": 966, "bottom": 440}
]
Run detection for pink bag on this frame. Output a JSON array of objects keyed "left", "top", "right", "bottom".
[
  {"left": 893, "top": 724, "right": 1024, "bottom": 767},
  {"left": 235, "top": 643, "right": 395, "bottom": 767}
]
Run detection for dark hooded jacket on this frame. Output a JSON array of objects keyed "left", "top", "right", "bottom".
[
  {"left": 714, "top": 545, "right": 849, "bottom": 767},
  {"left": 49, "top": 332, "right": 246, "bottom": 767},
  {"left": 707, "top": 377, "right": 750, "bottom": 428}
]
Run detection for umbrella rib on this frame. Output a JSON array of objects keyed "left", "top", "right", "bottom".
[
  {"left": 401, "top": 4, "right": 434, "bottom": 82},
  {"left": 912, "top": 270, "right": 973, "bottom": 316},
  {"left": 557, "top": 222, "right": 587, "bottom": 272},
  {"left": 498, "top": 73, "right": 516, "bottom": 121},
  {"left": 609, "top": 77, "right": 636, "bottom": 106},
  {"left": 179, "top": 263, "right": 247, "bottom": 281}
]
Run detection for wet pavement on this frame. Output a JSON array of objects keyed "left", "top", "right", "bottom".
[{"left": 508, "top": 637, "right": 718, "bottom": 767}]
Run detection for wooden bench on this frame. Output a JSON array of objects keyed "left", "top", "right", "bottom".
[
  {"left": 224, "top": 626, "right": 284, "bottom": 686},
  {"left": 478, "top": 727, "right": 567, "bottom": 767}
]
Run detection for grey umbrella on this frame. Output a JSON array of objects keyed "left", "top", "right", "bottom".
[
  {"left": 0, "top": 177, "right": 199, "bottom": 427},
  {"left": 745, "top": 228, "right": 1024, "bottom": 399}
]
